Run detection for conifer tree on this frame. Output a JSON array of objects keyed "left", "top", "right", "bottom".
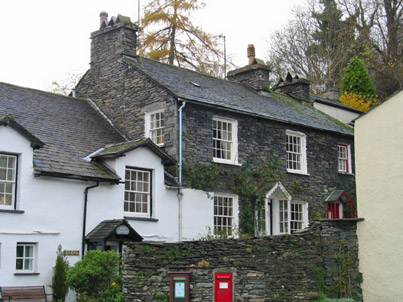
[
  {"left": 341, "top": 57, "right": 376, "bottom": 97},
  {"left": 139, "top": 0, "right": 224, "bottom": 77},
  {"left": 340, "top": 57, "right": 379, "bottom": 111},
  {"left": 52, "top": 245, "right": 69, "bottom": 302}
]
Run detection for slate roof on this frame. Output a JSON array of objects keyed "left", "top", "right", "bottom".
[
  {"left": 125, "top": 56, "right": 353, "bottom": 136},
  {"left": 0, "top": 82, "right": 124, "bottom": 181},
  {"left": 85, "top": 219, "right": 143, "bottom": 242},
  {"left": 91, "top": 138, "right": 176, "bottom": 166}
]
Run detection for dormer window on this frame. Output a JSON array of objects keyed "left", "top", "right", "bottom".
[
  {"left": 145, "top": 110, "right": 165, "bottom": 146},
  {"left": 0, "top": 153, "right": 17, "bottom": 209}
]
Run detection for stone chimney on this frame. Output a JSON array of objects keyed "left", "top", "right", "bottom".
[
  {"left": 247, "top": 44, "right": 256, "bottom": 65},
  {"left": 90, "top": 12, "right": 138, "bottom": 70},
  {"left": 100, "top": 11, "right": 109, "bottom": 27},
  {"left": 274, "top": 73, "right": 311, "bottom": 101},
  {"left": 227, "top": 44, "right": 271, "bottom": 91}
]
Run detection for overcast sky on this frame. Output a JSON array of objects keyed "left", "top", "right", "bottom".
[{"left": 0, "top": 0, "right": 302, "bottom": 91}]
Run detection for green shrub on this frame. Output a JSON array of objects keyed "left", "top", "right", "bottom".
[
  {"left": 52, "top": 245, "right": 69, "bottom": 302},
  {"left": 66, "top": 250, "right": 122, "bottom": 302},
  {"left": 341, "top": 57, "right": 376, "bottom": 97}
]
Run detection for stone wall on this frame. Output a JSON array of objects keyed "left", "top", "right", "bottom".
[
  {"left": 123, "top": 220, "right": 362, "bottom": 301},
  {"left": 181, "top": 102, "right": 355, "bottom": 220}
]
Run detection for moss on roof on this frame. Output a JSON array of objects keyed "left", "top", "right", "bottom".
[{"left": 97, "top": 139, "right": 148, "bottom": 157}]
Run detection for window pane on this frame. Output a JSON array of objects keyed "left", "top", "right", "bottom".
[
  {"left": 17, "top": 246, "right": 24, "bottom": 257},
  {"left": 16, "top": 259, "right": 23, "bottom": 270},
  {"left": 25, "top": 246, "right": 33, "bottom": 257},
  {"left": 8, "top": 156, "right": 15, "bottom": 169},
  {"left": 0, "top": 156, "right": 7, "bottom": 167},
  {"left": 25, "top": 259, "right": 33, "bottom": 270}
]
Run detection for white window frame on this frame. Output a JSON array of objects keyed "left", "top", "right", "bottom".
[
  {"left": 279, "top": 199, "right": 289, "bottom": 234},
  {"left": 276, "top": 200, "right": 308, "bottom": 235},
  {"left": 290, "top": 202, "right": 305, "bottom": 233},
  {"left": 124, "top": 167, "right": 152, "bottom": 217},
  {"left": 214, "top": 194, "right": 236, "bottom": 236},
  {"left": 0, "top": 153, "right": 17, "bottom": 210},
  {"left": 337, "top": 144, "right": 352, "bottom": 174},
  {"left": 16, "top": 243, "right": 36, "bottom": 273},
  {"left": 286, "top": 130, "right": 307, "bottom": 174},
  {"left": 144, "top": 110, "right": 165, "bottom": 146},
  {"left": 212, "top": 117, "right": 238, "bottom": 165}
]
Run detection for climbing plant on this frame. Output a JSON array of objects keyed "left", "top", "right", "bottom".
[{"left": 183, "top": 154, "right": 287, "bottom": 236}]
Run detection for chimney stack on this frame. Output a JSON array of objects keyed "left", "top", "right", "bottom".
[
  {"left": 100, "top": 11, "right": 109, "bottom": 27},
  {"left": 247, "top": 44, "right": 256, "bottom": 65},
  {"left": 227, "top": 44, "right": 270, "bottom": 90}
]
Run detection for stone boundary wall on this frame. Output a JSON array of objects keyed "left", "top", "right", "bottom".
[{"left": 123, "top": 220, "right": 362, "bottom": 302}]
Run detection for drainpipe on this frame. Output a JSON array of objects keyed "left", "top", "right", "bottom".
[
  {"left": 82, "top": 182, "right": 99, "bottom": 258},
  {"left": 178, "top": 100, "right": 186, "bottom": 241},
  {"left": 178, "top": 100, "right": 186, "bottom": 186}
]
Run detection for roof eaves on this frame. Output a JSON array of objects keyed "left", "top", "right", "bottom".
[
  {"left": 0, "top": 115, "right": 45, "bottom": 149},
  {"left": 34, "top": 169, "right": 120, "bottom": 184}
]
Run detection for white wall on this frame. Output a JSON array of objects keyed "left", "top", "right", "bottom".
[
  {"left": 0, "top": 127, "right": 219, "bottom": 296},
  {"left": 355, "top": 91, "right": 403, "bottom": 302},
  {"left": 314, "top": 102, "right": 360, "bottom": 125}
]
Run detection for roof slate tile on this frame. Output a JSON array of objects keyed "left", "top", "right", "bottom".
[{"left": 0, "top": 82, "right": 124, "bottom": 181}]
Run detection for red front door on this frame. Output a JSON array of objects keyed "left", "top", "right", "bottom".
[{"left": 215, "top": 273, "right": 233, "bottom": 302}]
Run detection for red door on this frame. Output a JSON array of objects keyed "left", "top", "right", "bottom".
[{"left": 215, "top": 273, "right": 233, "bottom": 302}]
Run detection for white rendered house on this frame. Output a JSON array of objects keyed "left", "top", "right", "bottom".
[
  {"left": 355, "top": 90, "right": 403, "bottom": 302},
  {"left": 0, "top": 83, "right": 231, "bottom": 299}
]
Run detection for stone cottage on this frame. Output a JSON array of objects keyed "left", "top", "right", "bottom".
[{"left": 76, "top": 12, "right": 356, "bottom": 238}]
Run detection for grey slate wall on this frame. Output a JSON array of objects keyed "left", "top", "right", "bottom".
[
  {"left": 181, "top": 102, "right": 355, "bottom": 220},
  {"left": 123, "top": 220, "right": 362, "bottom": 302}
]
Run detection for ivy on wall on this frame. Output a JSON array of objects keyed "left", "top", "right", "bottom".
[{"left": 183, "top": 154, "right": 289, "bottom": 236}]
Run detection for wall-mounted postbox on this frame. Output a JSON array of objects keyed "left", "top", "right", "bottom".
[
  {"left": 215, "top": 272, "right": 233, "bottom": 302},
  {"left": 169, "top": 271, "right": 190, "bottom": 302}
]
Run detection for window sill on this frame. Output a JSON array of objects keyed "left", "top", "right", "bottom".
[
  {"left": 0, "top": 209, "right": 25, "bottom": 214},
  {"left": 212, "top": 158, "right": 241, "bottom": 166},
  {"left": 14, "top": 272, "right": 40, "bottom": 276},
  {"left": 124, "top": 216, "right": 159, "bottom": 222},
  {"left": 286, "top": 170, "right": 310, "bottom": 176},
  {"left": 338, "top": 172, "right": 354, "bottom": 176}
]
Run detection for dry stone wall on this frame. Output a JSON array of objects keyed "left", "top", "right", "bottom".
[{"left": 123, "top": 220, "right": 362, "bottom": 302}]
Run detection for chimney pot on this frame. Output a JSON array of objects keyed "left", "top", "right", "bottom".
[
  {"left": 100, "top": 11, "right": 109, "bottom": 27},
  {"left": 247, "top": 44, "right": 255, "bottom": 65}
]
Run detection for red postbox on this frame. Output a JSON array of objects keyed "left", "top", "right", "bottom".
[{"left": 215, "top": 272, "right": 233, "bottom": 302}]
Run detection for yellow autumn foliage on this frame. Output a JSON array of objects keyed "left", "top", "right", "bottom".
[{"left": 339, "top": 91, "right": 380, "bottom": 112}]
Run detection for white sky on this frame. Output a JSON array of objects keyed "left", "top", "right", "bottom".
[{"left": 0, "top": 0, "right": 302, "bottom": 91}]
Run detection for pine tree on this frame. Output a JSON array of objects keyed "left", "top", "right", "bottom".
[{"left": 52, "top": 245, "right": 69, "bottom": 302}]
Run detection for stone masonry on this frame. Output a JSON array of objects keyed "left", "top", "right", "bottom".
[
  {"left": 76, "top": 14, "right": 356, "bottom": 226},
  {"left": 123, "top": 220, "right": 362, "bottom": 301}
]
